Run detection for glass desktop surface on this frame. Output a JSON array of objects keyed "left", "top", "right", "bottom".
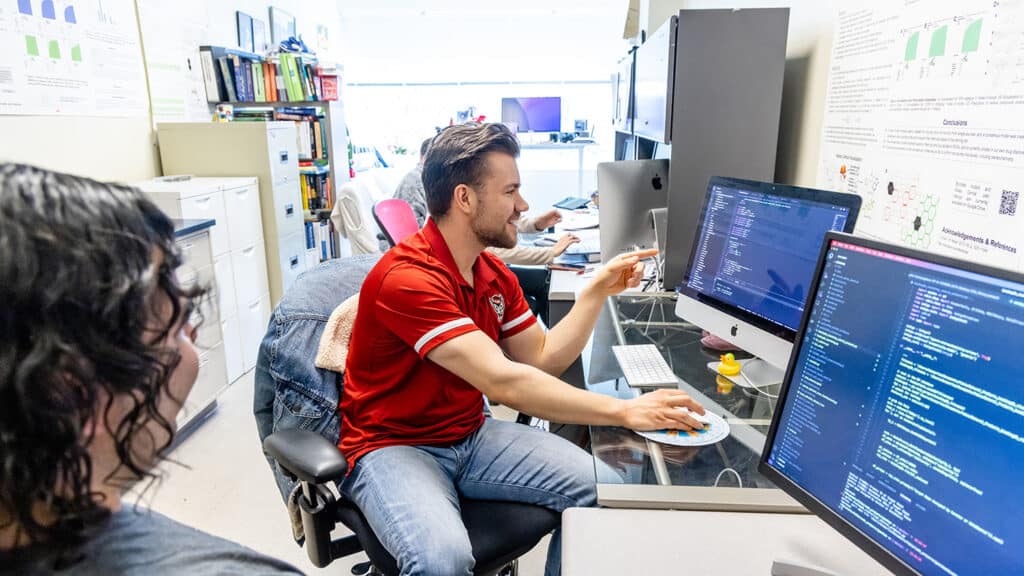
[{"left": 586, "top": 293, "right": 781, "bottom": 494}]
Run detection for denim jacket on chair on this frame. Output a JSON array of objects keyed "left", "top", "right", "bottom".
[{"left": 253, "top": 254, "right": 381, "bottom": 502}]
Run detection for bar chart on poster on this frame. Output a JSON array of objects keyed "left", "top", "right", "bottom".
[
  {"left": 0, "top": 0, "right": 147, "bottom": 116},
  {"left": 818, "top": 0, "right": 1024, "bottom": 272}
]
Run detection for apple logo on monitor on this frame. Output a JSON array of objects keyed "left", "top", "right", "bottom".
[{"left": 652, "top": 175, "right": 663, "bottom": 190}]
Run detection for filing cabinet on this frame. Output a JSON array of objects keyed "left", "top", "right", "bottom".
[
  {"left": 156, "top": 121, "right": 310, "bottom": 306},
  {"left": 138, "top": 176, "right": 271, "bottom": 382}
]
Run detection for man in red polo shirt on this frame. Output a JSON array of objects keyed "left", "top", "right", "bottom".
[{"left": 340, "top": 123, "right": 704, "bottom": 576}]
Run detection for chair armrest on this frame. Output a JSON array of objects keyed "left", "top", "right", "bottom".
[{"left": 264, "top": 429, "right": 348, "bottom": 484}]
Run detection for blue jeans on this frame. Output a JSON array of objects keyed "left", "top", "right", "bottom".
[{"left": 341, "top": 418, "right": 597, "bottom": 576}]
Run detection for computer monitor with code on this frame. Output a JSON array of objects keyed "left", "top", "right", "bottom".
[
  {"left": 760, "top": 233, "right": 1024, "bottom": 576},
  {"left": 675, "top": 177, "right": 861, "bottom": 375}
]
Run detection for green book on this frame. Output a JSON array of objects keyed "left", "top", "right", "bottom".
[
  {"left": 283, "top": 54, "right": 303, "bottom": 102},
  {"left": 253, "top": 60, "right": 265, "bottom": 102}
]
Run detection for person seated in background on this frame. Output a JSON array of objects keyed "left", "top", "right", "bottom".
[
  {"left": 340, "top": 123, "right": 704, "bottom": 576},
  {"left": 0, "top": 164, "right": 301, "bottom": 575},
  {"left": 393, "top": 137, "right": 434, "bottom": 226},
  {"left": 395, "top": 135, "right": 580, "bottom": 324}
]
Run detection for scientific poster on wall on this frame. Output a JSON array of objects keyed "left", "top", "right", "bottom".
[
  {"left": 135, "top": 0, "right": 212, "bottom": 124},
  {"left": 818, "top": 0, "right": 1024, "bottom": 272},
  {"left": 0, "top": 0, "right": 147, "bottom": 117}
]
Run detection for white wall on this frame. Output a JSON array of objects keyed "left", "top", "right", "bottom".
[
  {"left": 0, "top": 0, "right": 343, "bottom": 184},
  {"left": 337, "top": 0, "right": 632, "bottom": 84}
]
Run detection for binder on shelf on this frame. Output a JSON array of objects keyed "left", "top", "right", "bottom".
[
  {"left": 217, "top": 57, "right": 237, "bottom": 102},
  {"left": 199, "top": 49, "right": 226, "bottom": 102},
  {"left": 318, "top": 220, "right": 329, "bottom": 261},
  {"left": 283, "top": 54, "right": 304, "bottom": 102},
  {"left": 253, "top": 61, "right": 265, "bottom": 102},
  {"left": 244, "top": 59, "right": 256, "bottom": 102},
  {"left": 273, "top": 60, "right": 286, "bottom": 101}
]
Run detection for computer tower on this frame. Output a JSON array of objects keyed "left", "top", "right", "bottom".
[{"left": 661, "top": 8, "right": 789, "bottom": 289}]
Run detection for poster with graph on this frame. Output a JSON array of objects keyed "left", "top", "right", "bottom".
[
  {"left": 818, "top": 0, "right": 1024, "bottom": 272},
  {"left": 0, "top": 0, "right": 147, "bottom": 116}
]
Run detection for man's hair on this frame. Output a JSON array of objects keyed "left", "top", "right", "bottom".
[
  {"left": 422, "top": 123, "right": 520, "bottom": 219},
  {"left": 0, "top": 164, "right": 206, "bottom": 549},
  {"left": 419, "top": 137, "right": 433, "bottom": 158}
]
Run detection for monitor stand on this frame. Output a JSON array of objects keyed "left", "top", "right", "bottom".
[
  {"left": 706, "top": 357, "right": 783, "bottom": 396},
  {"left": 739, "top": 357, "right": 784, "bottom": 392},
  {"left": 771, "top": 559, "right": 842, "bottom": 576}
]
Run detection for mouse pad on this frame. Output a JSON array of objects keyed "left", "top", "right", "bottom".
[{"left": 634, "top": 411, "right": 731, "bottom": 447}]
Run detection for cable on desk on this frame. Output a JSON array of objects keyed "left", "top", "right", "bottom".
[{"left": 714, "top": 467, "right": 744, "bottom": 489}]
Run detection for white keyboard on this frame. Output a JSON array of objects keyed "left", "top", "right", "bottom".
[
  {"left": 565, "top": 239, "right": 600, "bottom": 255},
  {"left": 612, "top": 345, "right": 677, "bottom": 388}
]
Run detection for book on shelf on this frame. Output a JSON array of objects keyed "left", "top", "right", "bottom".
[
  {"left": 299, "top": 163, "right": 332, "bottom": 212},
  {"left": 199, "top": 45, "right": 263, "bottom": 102},
  {"left": 199, "top": 45, "right": 338, "bottom": 104}
]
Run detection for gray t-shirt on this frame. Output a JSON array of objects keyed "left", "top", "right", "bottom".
[{"left": 0, "top": 508, "right": 303, "bottom": 575}]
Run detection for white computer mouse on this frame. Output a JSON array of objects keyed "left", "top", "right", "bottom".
[{"left": 677, "top": 406, "right": 711, "bottom": 425}]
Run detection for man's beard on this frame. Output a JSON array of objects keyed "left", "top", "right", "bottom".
[{"left": 471, "top": 210, "right": 518, "bottom": 249}]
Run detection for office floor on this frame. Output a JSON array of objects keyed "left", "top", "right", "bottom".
[{"left": 126, "top": 371, "right": 550, "bottom": 575}]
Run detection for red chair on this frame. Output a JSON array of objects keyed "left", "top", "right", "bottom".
[{"left": 372, "top": 199, "right": 421, "bottom": 247}]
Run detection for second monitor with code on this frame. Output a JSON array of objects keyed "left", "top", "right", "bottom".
[{"left": 674, "top": 176, "right": 862, "bottom": 387}]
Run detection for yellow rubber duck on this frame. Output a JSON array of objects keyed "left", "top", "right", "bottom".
[{"left": 718, "top": 353, "right": 741, "bottom": 376}]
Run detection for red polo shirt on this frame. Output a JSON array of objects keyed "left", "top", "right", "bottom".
[{"left": 339, "top": 220, "right": 537, "bottom": 468}]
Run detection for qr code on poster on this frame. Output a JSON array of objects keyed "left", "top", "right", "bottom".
[{"left": 999, "top": 190, "right": 1018, "bottom": 216}]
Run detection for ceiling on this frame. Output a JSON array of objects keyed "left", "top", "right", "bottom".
[{"left": 336, "top": 0, "right": 633, "bottom": 84}]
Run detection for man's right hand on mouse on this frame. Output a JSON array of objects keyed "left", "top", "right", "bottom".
[{"left": 619, "top": 389, "right": 706, "bottom": 431}]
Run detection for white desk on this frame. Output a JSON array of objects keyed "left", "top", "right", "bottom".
[
  {"left": 521, "top": 142, "right": 595, "bottom": 199},
  {"left": 562, "top": 508, "right": 891, "bottom": 575}
]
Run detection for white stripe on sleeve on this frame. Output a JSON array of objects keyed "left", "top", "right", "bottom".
[
  {"left": 500, "top": 310, "right": 534, "bottom": 333},
  {"left": 413, "top": 317, "right": 475, "bottom": 354}
]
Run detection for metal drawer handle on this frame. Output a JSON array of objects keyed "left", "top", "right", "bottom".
[
  {"left": 285, "top": 203, "right": 295, "bottom": 216},
  {"left": 289, "top": 255, "right": 300, "bottom": 268},
  {"left": 279, "top": 149, "right": 289, "bottom": 162}
]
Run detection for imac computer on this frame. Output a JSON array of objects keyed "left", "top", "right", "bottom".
[
  {"left": 500, "top": 97, "right": 561, "bottom": 133},
  {"left": 674, "top": 176, "right": 861, "bottom": 386},
  {"left": 596, "top": 159, "right": 669, "bottom": 263},
  {"left": 760, "top": 233, "right": 1024, "bottom": 575}
]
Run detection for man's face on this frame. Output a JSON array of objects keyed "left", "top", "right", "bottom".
[{"left": 469, "top": 152, "right": 529, "bottom": 249}]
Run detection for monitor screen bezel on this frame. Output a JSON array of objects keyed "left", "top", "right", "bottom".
[
  {"left": 678, "top": 176, "right": 862, "bottom": 341},
  {"left": 758, "top": 231, "right": 1024, "bottom": 576}
]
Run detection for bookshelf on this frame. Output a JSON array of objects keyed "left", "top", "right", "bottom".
[
  {"left": 227, "top": 99, "right": 349, "bottom": 267},
  {"left": 193, "top": 45, "right": 351, "bottom": 268},
  {"left": 226, "top": 100, "right": 349, "bottom": 220}
]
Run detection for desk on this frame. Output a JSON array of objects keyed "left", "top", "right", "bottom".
[
  {"left": 561, "top": 508, "right": 890, "bottom": 575},
  {"left": 547, "top": 272, "right": 803, "bottom": 511},
  {"left": 588, "top": 293, "right": 803, "bottom": 512},
  {"left": 520, "top": 142, "right": 595, "bottom": 199}
]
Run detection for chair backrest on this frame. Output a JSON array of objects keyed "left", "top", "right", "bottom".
[
  {"left": 254, "top": 254, "right": 381, "bottom": 501},
  {"left": 373, "top": 198, "right": 420, "bottom": 247},
  {"left": 330, "top": 180, "right": 382, "bottom": 255}
]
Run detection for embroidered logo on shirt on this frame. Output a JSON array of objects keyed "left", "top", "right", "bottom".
[{"left": 489, "top": 294, "right": 505, "bottom": 322}]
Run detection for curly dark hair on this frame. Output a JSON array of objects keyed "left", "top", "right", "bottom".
[
  {"left": 0, "top": 164, "right": 206, "bottom": 550},
  {"left": 422, "top": 122, "right": 520, "bottom": 220}
]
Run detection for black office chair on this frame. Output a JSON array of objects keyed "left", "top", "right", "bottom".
[{"left": 255, "top": 256, "right": 560, "bottom": 576}]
